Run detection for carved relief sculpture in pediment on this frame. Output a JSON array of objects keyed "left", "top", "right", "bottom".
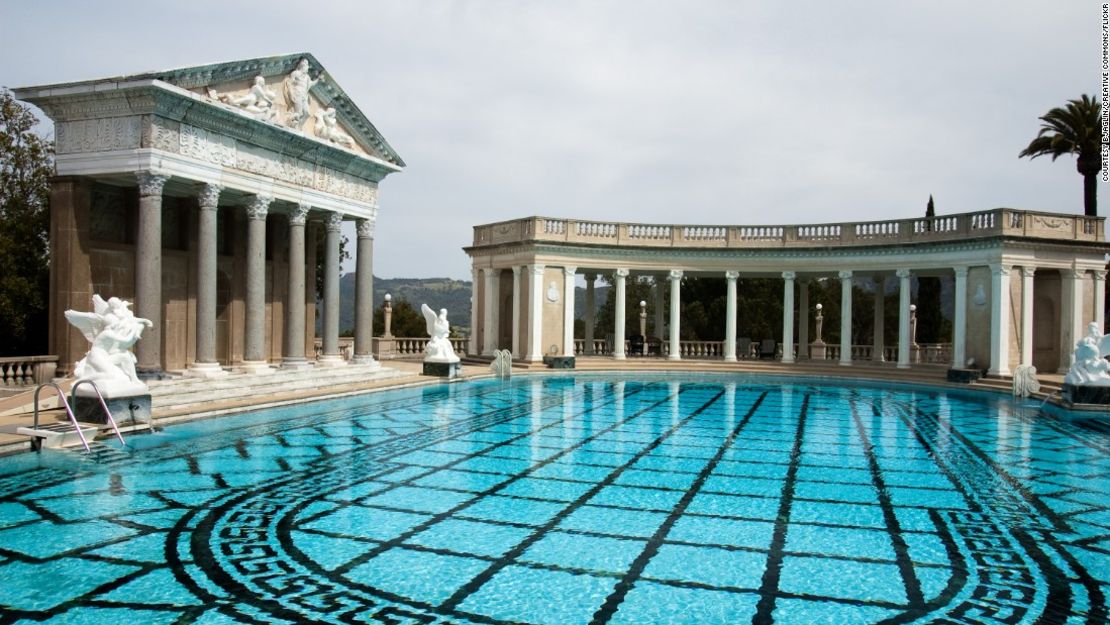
[
  {"left": 207, "top": 75, "right": 278, "bottom": 122},
  {"left": 313, "top": 107, "right": 354, "bottom": 148},
  {"left": 283, "top": 58, "right": 320, "bottom": 129}
]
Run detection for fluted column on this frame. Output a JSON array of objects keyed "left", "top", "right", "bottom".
[
  {"left": 873, "top": 276, "right": 886, "bottom": 362},
  {"left": 187, "top": 183, "right": 225, "bottom": 377},
  {"left": 469, "top": 268, "right": 480, "bottom": 355},
  {"left": 988, "top": 264, "right": 1012, "bottom": 377},
  {"left": 317, "top": 212, "right": 345, "bottom": 366},
  {"left": 283, "top": 204, "right": 310, "bottom": 369},
  {"left": 527, "top": 264, "right": 545, "bottom": 361},
  {"left": 563, "top": 266, "right": 576, "bottom": 357},
  {"left": 1096, "top": 271, "right": 1107, "bottom": 331},
  {"left": 668, "top": 270, "right": 683, "bottom": 361},
  {"left": 613, "top": 268, "right": 628, "bottom": 360},
  {"left": 952, "top": 267, "right": 968, "bottom": 369},
  {"left": 1020, "top": 266, "right": 1035, "bottom": 366},
  {"left": 724, "top": 271, "right": 738, "bottom": 362},
  {"left": 135, "top": 171, "right": 169, "bottom": 378},
  {"left": 583, "top": 273, "right": 596, "bottom": 355},
  {"left": 654, "top": 275, "right": 666, "bottom": 341},
  {"left": 782, "top": 271, "right": 796, "bottom": 363},
  {"left": 352, "top": 217, "right": 377, "bottom": 365},
  {"left": 511, "top": 267, "right": 522, "bottom": 358},
  {"left": 896, "top": 269, "right": 912, "bottom": 369},
  {"left": 839, "top": 270, "right": 853, "bottom": 366},
  {"left": 240, "top": 195, "right": 272, "bottom": 373},
  {"left": 797, "top": 279, "right": 809, "bottom": 360},
  {"left": 482, "top": 268, "right": 499, "bottom": 356}
]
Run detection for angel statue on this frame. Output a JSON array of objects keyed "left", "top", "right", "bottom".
[
  {"left": 1064, "top": 322, "right": 1110, "bottom": 386},
  {"left": 64, "top": 295, "right": 153, "bottom": 396},
  {"left": 421, "top": 304, "right": 460, "bottom": 363}
]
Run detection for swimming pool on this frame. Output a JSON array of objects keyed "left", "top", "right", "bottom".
[{"left": 0, "top": 374, "right": 1106, "bottom": 624}]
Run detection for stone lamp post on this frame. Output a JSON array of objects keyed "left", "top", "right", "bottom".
[
  {"left": 810, "top": 303, "right": 827, "bottom": 360},
  {"left": 373, "top": 293, "right": 396, "bottom": 360},
  {"left": 639, "top": 300, "right": 648, "bottom": 356}
]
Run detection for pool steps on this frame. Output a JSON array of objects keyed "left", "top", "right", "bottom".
[{"left": 16, "top": 380, "right": 126, "bottom": 453}]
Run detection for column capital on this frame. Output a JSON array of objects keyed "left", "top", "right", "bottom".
[
  {"left": 1095, "top": 270, "right": 1107, "bottom": 282},
  {"left": 669, "top": 269, "right": 684, "bottom": 281},
  {"left": 136, "top": 171, "right": 169, "bottom": 197},
  {"left": 725, "top": 270, "right": 739, "bottom": 280},
  {"left": 953, "top": 266, "right": 969, "bottom": 278},
  {"left": 1020, "top": 266, "right": 1036, "bottom": 279},
  {"left": 782, "top": 271, "right": 796, "bottom": 281},
  {"left": 990, "top": 264, "right": 1012, "bottom": 277},
  {"left": 1063, "top": 268, "right": 1084, "bottom": 280},
  {"left": 532, "top": 264, "right": 546, "bottom": 276},
  {"left": 246, "top": 195, "right": 272, "bottom": 221},
  {"left": 197, "top": 183, "right": 222, "bottom": 210},
  {"left": 289, "top": 204, "right": 310, "bottom": 226},
  {"left": 563, "top": 266, "right": 577, "bottom": 277},
  {"left": 583, "top": 272, "right": 597, "bottom": 281},
  {"left": 615, "top": 268, "right": 629, "bottom": 278},
  {"left": 356, "top": 218, "right": 375, "bottom": 239},
  {"left": 895, "top": 268, "right": 912, "bottom": 279},
  {"left": 838, "top": 270, "right": 854, "bottom": 280},
  {"left": 483, "top": 267, "right": 499, "bottom": 278},
  {"left": 324, "top": 211, "right": 343, "bottom": 232},
  {"left": 512, "top": 266, "right": 522, "bottom": 276}
]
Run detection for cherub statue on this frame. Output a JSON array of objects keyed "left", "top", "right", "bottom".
[
  {"left": 1064, "top": 322, "right": 1110, "bottom": 386},
  {"left": 313, "top": 107, "right": 354, "bottom": 147},
  {"left": 215, "top": 75, "right": 278, "bottom": 121},
  {"left": 284, "top": 58, "right": 320, "bottom": 129},
  {"left": 64, "top": 295, "right": 153, "bottom": 395},
  {"left": 421, "top": 304, "right": 460, "bottom": 363}
]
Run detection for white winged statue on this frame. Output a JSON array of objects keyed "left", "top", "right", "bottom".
[
  {"left": 421, "top": 304, "right": 460, "bottom": 364},
  {"left": 1064, "top": 322, "right": 1110, "bottom": 386},
  {"left": 64, "top": 295, "right": 153, "bottom": 396}
]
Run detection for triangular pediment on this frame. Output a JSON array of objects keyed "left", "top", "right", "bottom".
[{"left": 144, "top": 53, "right": 403, "bottom": 167}]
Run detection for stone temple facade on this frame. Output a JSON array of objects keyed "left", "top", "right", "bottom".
[{"left": 14, "top": 53, "right": 403, "bottom": 378}]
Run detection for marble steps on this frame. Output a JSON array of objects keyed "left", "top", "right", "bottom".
[{"left": 149, "top": 365, "right": 407, "bottom": 413}]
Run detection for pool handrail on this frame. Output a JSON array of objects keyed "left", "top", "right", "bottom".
[
  {"left": 31, "top": 382, "right": 90, "bottom": 453},
  {"left": 70, "top": 379, "right": 126, "bottom": 447}
]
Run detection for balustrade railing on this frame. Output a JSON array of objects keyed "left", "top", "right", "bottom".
[
  {"left": 473, "top": 209, "right": 1103, "bottom": 249},
  {"left": 567, "top": 340, "right": 951, "bottom": 364},
  {"left": 315, "top": 337, "right": 469, "bottom": 361},
  {"left": 0, "top": 356, "right": 58, "bottom": 387}
]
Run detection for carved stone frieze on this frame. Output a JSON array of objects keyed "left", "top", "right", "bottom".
[
  {"left": 56, "top": 116, "right": 142, "bottom": 154},
  {"left": 180, "top": 124, "right": 236, "bottom": 167}
]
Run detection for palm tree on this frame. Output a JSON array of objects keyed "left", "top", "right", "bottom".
[{"left": 1019, "top": 94, "right": 1103, "bottom": 216}]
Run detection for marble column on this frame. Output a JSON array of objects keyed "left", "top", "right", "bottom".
[
  {"left": 988, "top": 264, "right": 1012, "bottom": 377},
  {"left": 668, "top": 270, "right": 683, "bottom": 361},
  {"left": 241, "top": 195, "right": 273, "bottom": 373},
  {"left": 872, "top": 276, "right": 886, "bottom": 362},
  {"left": 583, "top": 273, "right": 596, "bottom": 355},
  {"left": 952, "top": 267, "right": 968, "bottom": 369},
  {"left": 896, "top": 269, "right": 912, "bottom": 369},
  {"left": 469, "top": 268, "right": 480, "bottom": 356},
  {"left": 512, "top": 267, "right": 522, "bottom": 358},
  {"left": 1020, "top": 266, "right": 1035, "bottom": 366},
  {"left": 282, "top": 204, "right": 310, "bottom": 369},
  {"left": 1096, "top": 271, "right": 1107, "bottom": 330},
  {"left": 482, "top": 268, "right": 499, "bottom": 356},
  {"left": 614, "top": 269, "right": 628, "bottom": 360},
  {"left": 527, "top": 264, "right": 545, "bottom": 361},
  {"left": 839, "top": 270, "right": 853, "bottom": 366},
  {"left": 654, "top": 276, "right": 666, "bottom": 341},
  {"left": 782, "top": 271, "right": 796, "bottom": 364},
  {"left": 351, "top": 218, "right": 377, "bottom": 365},
  {"left": 563, "top": 267, "right": 576, "bottom": 357},
  {"left": 135, "top": 172, "right": 169, "bottom": 378},
  {"left": 187, "top": 183, "right": 226, "bottom": 378},
  {"left": 1065, "top": 269, "right": 1086, "bottom": 355},
  {"left": 724, "top": 271, "right": 738, "bottom": 362},
  {"left": 797, "top": 279, "right": 809, "bottom": 360},
  {"left": 317, "top": 212, "right": 345, "bottom": 367}
]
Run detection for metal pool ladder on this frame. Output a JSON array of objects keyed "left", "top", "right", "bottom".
[{"left": 17, "top": 381, "right": 126, "bottom": 453}]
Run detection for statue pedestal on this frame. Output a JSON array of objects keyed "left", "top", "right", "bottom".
[
  {"left": 423, "top": 361, "right": 461, "bottom": 378},
  {"left": 1062, "top": 384, "right": 1110, "bottom": 406},
  {"left": 809, "top": 340, "right": 826, "bottom": 360},
  {"left": 373, "top": 337, "right": 396, "bottom": 360},
  {"left": 74, "top": 393, "right": 151, "bottom": 425}
]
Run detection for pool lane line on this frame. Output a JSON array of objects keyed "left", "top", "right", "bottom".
[
  {"left": 750, "top": 392, "right": 811, "bottom": 625},
  {"left": 585, "top": 389, "right": 769, "bottom": 625},
  {"left": 437, "top": 387, "right": 728, "bottom": 614},
  {"left": 848, "top": 398, "right": 925, "bottom": 610}
]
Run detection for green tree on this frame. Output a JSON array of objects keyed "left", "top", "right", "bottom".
[
  {"left": 1019, "top": 94, "right": 1103, "bottom": 216},
  {"left": 0, "top": 89, "right": 52, "bottom": 355},
  {"left": 372, "top": 298, "right": 427, "bottom": 337}
]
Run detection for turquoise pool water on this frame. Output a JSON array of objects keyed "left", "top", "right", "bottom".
[{"left": 0, "top": 374, "right": 1106, "bottom": 624}]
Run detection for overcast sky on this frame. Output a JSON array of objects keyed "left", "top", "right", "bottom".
[{"left": 0, "top": 1, "right": 1101, "bottom": 280}]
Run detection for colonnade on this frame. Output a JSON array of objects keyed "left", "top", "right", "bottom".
[
  {"left": 471, "top": 262, "right": 1107, "bottom": 375},
  {"left": 133, "top": 171, "right": 376, "bottom": 378}
]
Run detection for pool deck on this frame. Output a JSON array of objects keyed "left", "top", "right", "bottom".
[{"left": 0, "top": 358, "right": 1069, "bottom": 456}]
